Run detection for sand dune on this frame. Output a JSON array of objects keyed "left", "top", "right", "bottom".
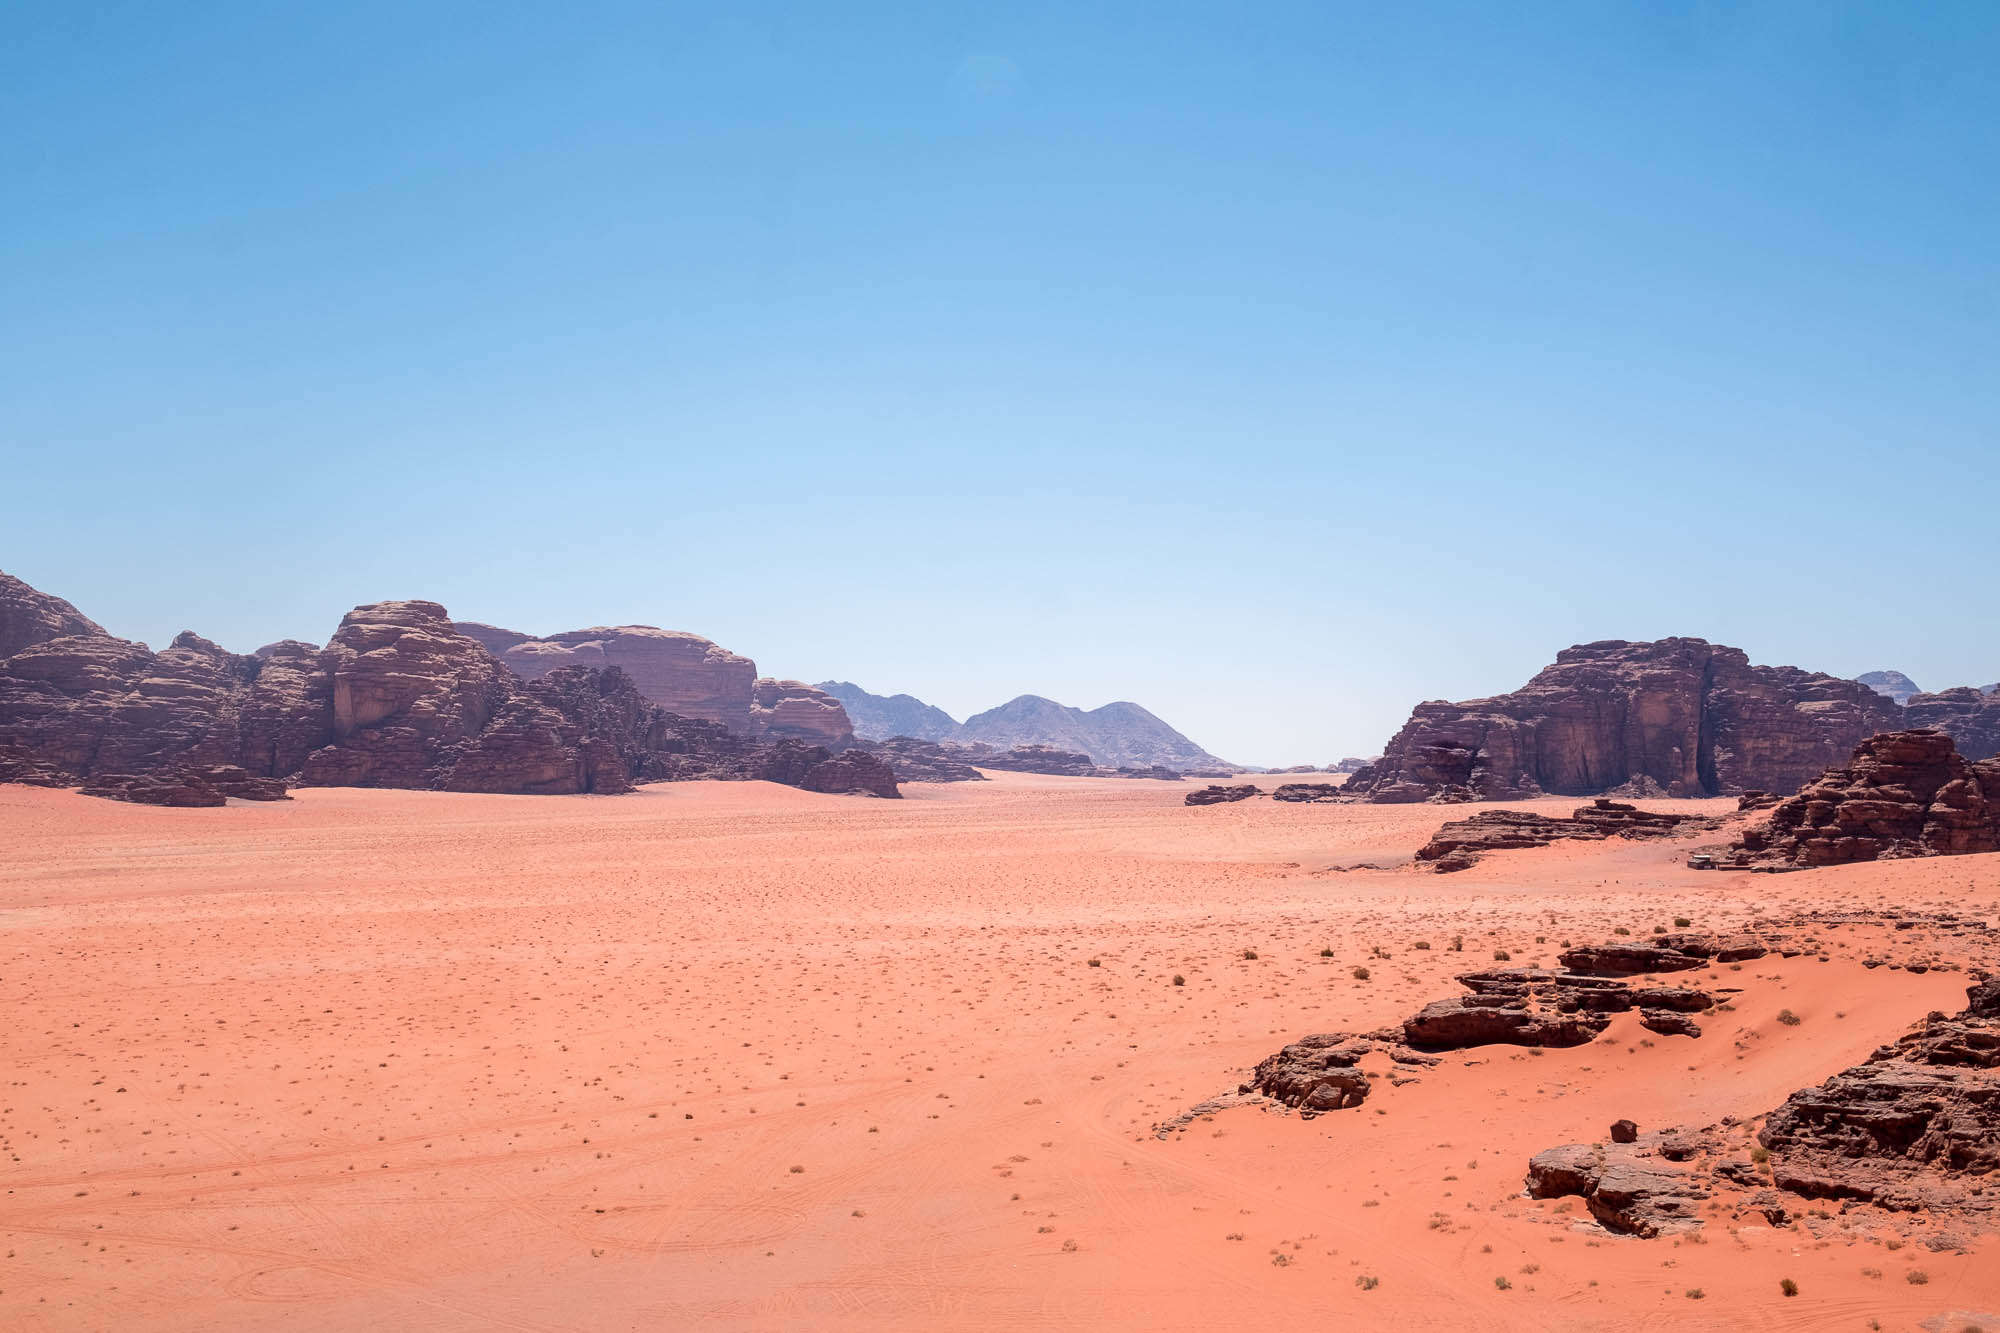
[{"left": 3, "top": 774, "right": 1996, "bottom": 1330}]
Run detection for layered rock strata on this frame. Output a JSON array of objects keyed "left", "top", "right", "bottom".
[
  {"left": 1416, "top": 799, "right": 1719, "bottom": 872},
  {"left": 1346, "top": 638, "right": 1900, "bottom": 803}
]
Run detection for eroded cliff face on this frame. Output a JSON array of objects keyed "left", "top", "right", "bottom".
[
  {"left": 750, "top": 678, "right": 853, "bottom": 744},
  {"left": 452, "top": 621, "right": 769, "bottom": 734},
  {"left": 1904, "top": 686, "right": 2000, "bottom": 762},
  {"left": 0, "top": 572, "right": 894, "bottom": 801},
  {"left": 1346, "top": 638, "right": 1902, "bottom": 802}
]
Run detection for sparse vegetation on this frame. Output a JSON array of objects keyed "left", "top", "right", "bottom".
[
  {"left": 1493, "top": 949, "right": 1511, "bottom": 962},
  {"left": 1351, "top": 966, "right": 1371, "bottom": 981},
  {"left": 1906, "top": 1270, "right": 1930, "bottom": 1285},
  {"left": 1172, "top": 974, "right": 1185, "bottom": 986},
  {"left": 1494, "top": 1275, "right": 1511, "bottom": 1290},
  {"left": 1320, "top": 947, "right": 1335, "bottom": 957},
  {"left": 1355, "top": 1275, "right": 1379, "bottom": 1291},
  {"left": 1243, "top": 949, "right": 1258, "bottom": 960},
  {"left": 1777, "top": 1009, "right": 1802, "bottom": 1026},
  {"left": 1088, "top": 957, "right": 1101, "bottom": 967},
  {"left": 1780, "top": 1277, "right": 1798, "bottom": 1297},
  {"left": 1674, "top": 916, "right": 1692, "bottom": 928}
]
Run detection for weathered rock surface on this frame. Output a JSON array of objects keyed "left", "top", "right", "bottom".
[
  {"left": 1404, "top": 967, "right": 1718, "bottom": 1050},
  {"left": 1346, "top": 638, "right": 1901, "bottom": 803},
  {"left": 1272, "top": 783, "right": 1345, "bottom": 803},
  {"left": 794, "top": 747, "right": 900, "bottom": 798},
  {"left": 454, "top": 622, "right": 760, "bottom": 733},
  {"left": 1249, "top": 1034, "right": 1440, "bottom": 1115},
  {"left": 969, "top": 743, "right": 1099, "bottom": 777},
  {"left": 750, "top": 677, "right": 854, "bottom": 744},
  {"left": 0, "top": 574, "right": 897, "bottom": 803},
  {"left": 1526, "top": 1139, "right": 1711, "bottom": 1236},
  {"left": 1758, "top": 976, "right": 2000, "bottom": 1213},
  {"left": 1186, "top": 784, "right": 1261, "bottom": 806},
  {"left": 1416, "top": 799, "right": 1718, "bottom": 872},
  {"left": 1728, "top": 729, "right": 2000, "bottom": 868},
  {"left": 0, "top": 572, "right": 106, "bottom": 658},
  {"left": 847, "top": 737, "right": 988, "bottom": 784},
  {"left": 1905, "top": 687, "right": 2000, "bottom": 762}
]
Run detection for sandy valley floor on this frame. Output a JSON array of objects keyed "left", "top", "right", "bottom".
[{"left": 3, "top": 773, "right": 1998, "bottom": 1331}]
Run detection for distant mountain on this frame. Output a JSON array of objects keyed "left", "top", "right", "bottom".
[
  {"left": 958, "top": 695, "right": 1226, "bottom": 770},
  {"left": 819, "top": 681, "right": 1229, "bottom": 769},
  {"left": 1857, "top": 670, "right": 1924, "bottom": 705},
  {"left": 817, "top": 681, "right": 962, "bottom": 742}
]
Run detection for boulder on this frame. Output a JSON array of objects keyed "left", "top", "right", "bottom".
[{"left": 1526, "top": 1141, "right": 1710, "bottom": 1236}]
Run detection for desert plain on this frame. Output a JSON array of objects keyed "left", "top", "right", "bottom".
[{"left": 3, "top": 772, "right": 1998, "bottom": 1331}]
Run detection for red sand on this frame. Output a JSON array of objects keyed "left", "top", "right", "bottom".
[{"left": 3, "top": 773, "right": 1998, "bottom": 1330}]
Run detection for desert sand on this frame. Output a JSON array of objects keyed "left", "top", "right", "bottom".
[{"left": 3, "top": 773, "right": 1997, "bottom": 1331}]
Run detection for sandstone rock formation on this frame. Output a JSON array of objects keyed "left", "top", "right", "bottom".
[
  {"left": 1402, "top": 967, "right": 1722, "bottom": 1051},
  {"left": 750, "top": 678, "right": 854, "bottom": 744},
  {"left": 1905, "top": 686, "right": 2000, "bottom": 761},
  {"left": 0, "top": 572, "right": 105, "bottom": 658},
  {"left": 1728, "top": 729, "right": 2000, "bottom": 868},
  {"left": 1185, "top": 784, "right": 1260, "bottom": 806},
  {"left": 847, "top": 737, "right": 987, "bottom": 783},
  {"left": 1272, "top": 783, "right": 1345, "bottom": 802},
  {"left": 0, "top": 572, "right": 897, "bottom": 803},
  {"left": 1415, "top": 799, "right": 1719, "bottom": 872},
  {"left": 968, "top": 743, "right": 1099, "bottom": 776},
  {"left": 453, "top": 622, "right": 760, "bottom": 733},
  {"left": 1757, "top": 975, "right": 2000, "bottom": 1213},
  {"left": 1346, "top": 638, "right": 1901, "bottom": 803},
  {"left": 1857, "top": 669, "right": 1924, "bottom": 705},
  {"left": 794, "top": 748, "right": 900, "bottom": 798},
  {"left": 1525, "top": 1138, "right": 1712, "bottom": 1236}
]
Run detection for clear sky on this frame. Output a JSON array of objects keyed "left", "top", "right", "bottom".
[{"left": 5, "top": 2, "right": 1996, "bottom": 765}]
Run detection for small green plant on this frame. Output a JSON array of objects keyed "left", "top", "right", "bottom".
[
  {"left": 1780, "top": 1277, "right": 1798, "bottom": 1297},
  {"left": 1751, "top": 1145, "right": 1770, "bottom": 1165},
  {"left": 1777, "top": 1009, "right": 1802, "bottom": 1026},
  {"left": 1494, "top": 1275, "right": 1511, "bottom": 1290},
  {"left": 1614, "top": 926, "right": 1631, "bottom": 936},
  {"left": 1351, "top": 966, "right": 1371, "bottom": 981}
]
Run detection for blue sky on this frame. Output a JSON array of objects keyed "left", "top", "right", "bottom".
[{"left": 4, "top": 2, "right": 1995, "bottom": 765}]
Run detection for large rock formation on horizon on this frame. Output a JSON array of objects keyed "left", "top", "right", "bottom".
[
  {"left": 1856, "top": 669, "right": 1923, "bottom": 705},
  {"left": 958, "top": 694, "right": 1226, "bottom": 770},
  {"left": 819, "top": 679, "right": 1227, "bottom": 769},
  {"left": 817, "top": 680, "right": 963, "bottom": 742},
  {"left": 455, "top": 620, "right": 853, "bottom": 744},
  {"left": 0, "top": 572, "right": 896, "bottom": 802},
  {"left": 1903, "top": 686, "right": 2000, "bottom": 761},
  {"left": 1344, "top": 638, "right": 1902, "bottom": 803}
]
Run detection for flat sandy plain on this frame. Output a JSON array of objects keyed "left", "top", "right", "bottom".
[{"left": 4, "top": 773, "right": 1998, "bottom": 1331}]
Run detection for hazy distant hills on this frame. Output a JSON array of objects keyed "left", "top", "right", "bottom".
[
  {"left": 1857, "top": 670, "right": 1924, "bottom": 705},
  {"left": 818, "top": 682, "right": 1228, "bottom": 770},
  {"left": 817, "top": 682, "right": 961, "bottom": 742}
]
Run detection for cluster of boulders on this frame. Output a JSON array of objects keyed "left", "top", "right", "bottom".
[
  {"left": 0, "top": 573, "right": 899, "bottom": 804},
  {"left": 1728, "top": 729, "right": 2000, "bottom": 868},
  {"left": 1415, "top": 798, "right": 1719, "bottom": 872},
  {"left": 1239, "top": 936, "right": 1759, "bottom": 1120},
  {"left": 1344, "top": 638, "right": 1903, "bottom": 803}
]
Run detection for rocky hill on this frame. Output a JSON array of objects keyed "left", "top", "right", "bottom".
[
  {"left": 456, "top": 622, "right": 852, "bottom": 745},
  {"left": 0, "top": 572, "right": 895, "bottom": 802},
  {"left": 1345, "top": 638, "right": 1901, "bottom": 802},
  {"left": 1856, "top": 669, "right": 1923, "bottom": 705},
  {"left": 958, "top": 695, "right": 1225, "bottom": 770},
  {"left": 817, "top": 681, "right": 962, "bottom": 742}
]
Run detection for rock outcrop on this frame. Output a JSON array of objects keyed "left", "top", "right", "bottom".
[
  {"left": 1728, "top": 729, "right": 2000, "bottom": 868},
  {"left": 1415, "top": 799, "right": 1719, "bottom": 872},
  {"left": 1186, "top": 784, "right": 1261, "bottom": 806},
  {"left": 0, "top": 573, "right": 897, "bottom": 803},
  {"left": 1272, "top": 783, "right": 1345, "bottom": 802},
  {"left": 1525, "top": 1138, "right": 1712, "bottom": 1236},
  {"left": 848, "top": 737, "right": 987, "bottom": 783},
  {"left": 750, "top": 678, "right": 854, "bottom": 744},
  {"left": 1346, "top": 638, "right": 1901, "bottom": 803},
  {"left": 0, "top": 572, "right": 106, "bottom": 658},
  {"left": 453, "top": 622, "right": 760, "bottom": 733},
  {"left": 968, "top": 743, "right": 1099, "bottom": 776},
  {"left": 1905, "top": 687, "right": 2000, "bottom": 761},
  {"left": 1758, "top": 976, "right": 2000, "bottom": 1213},
  {"left": 1402, "top": 967, "right": 1722, "bottom": 1051}
]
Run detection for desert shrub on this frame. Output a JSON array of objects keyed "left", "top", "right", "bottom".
[
  {"left": 1777, "top": 1009, "right": 1802, "bottom": 1026},
  {"left": 1352, "top": 966, "right": 1371, "bottom": 981},
  {"left": 1172, "top": 974, "right": 1185, "bottom": 986},
  {"left": 1780, "top": 1278, "right": 1798, "bottom": 1297}
]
